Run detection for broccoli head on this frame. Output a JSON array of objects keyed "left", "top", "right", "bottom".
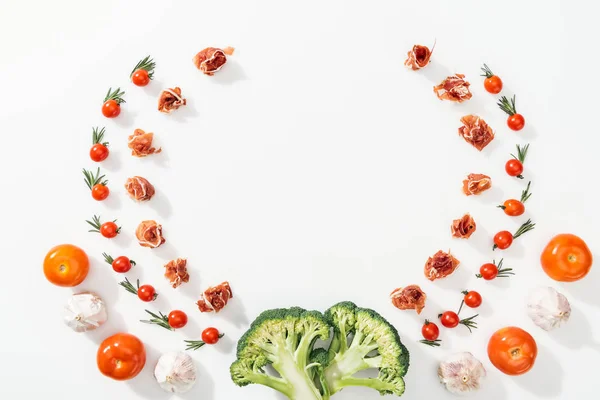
[
  {"left": 230, "top": 307, "right": 332, "bottom": 400},
  {"left": 323, "top": 301, "right": 410, "bottom": 396}
]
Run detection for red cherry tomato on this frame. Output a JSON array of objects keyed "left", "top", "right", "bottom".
[
  {"left": 91, "top": 184, "right": 109, "bottom": 201},
  {"left": 479, "top": 263, "right": 499, "bottom": 280},
  {"left": 463, "top": 291, "right": 482, "bottom": 308},
  {"left": 138, "top": 285, "right": 156, "bottom": 302},
  {"left": 102, "top": 100, "right": 121, "bottom": 118},
  {"left": 100, "top": 222, "right": 119, "bottom": 238},
  {"left": 168, "top": 310, "right": 188, "bottom": 329},
  {"left": 508, "top": 114, "right": 525, "bottom": 131},
  {"left": 484, "top": 76, "right": 503, "bottom": 94},
  {"left": 505, "top": 159, "right": 524, "bottom": 177},
  {"left": 132, "top": 70, "right": 150, "bottom": 87},
  {"left": 90, "top": 144, "right": 109, "bottom": 162},
  {"left": 501, "top": 199, "right": 525, "bottom": 216},
  {"left": 440, "top": 311, "right": 459, "bottom": 328},
  {"left": 201, "top": 327, "right": 222, "bottom": 344},
  {"left": 112, "top": 256, "right": 134, "bottom": 273},
  {"left": 421, "top": 321, "right": 440, "bottom": 341},
  {"left": 494, "top": 231, "right": 513, "bottom": 250}
]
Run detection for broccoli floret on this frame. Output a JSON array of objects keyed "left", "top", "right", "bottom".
[
  {"left": 230, "top": 307, "right": 331, "bottom": 400},
  {"left": 323, "top": 302, "right": 410, "bottom": 396}
]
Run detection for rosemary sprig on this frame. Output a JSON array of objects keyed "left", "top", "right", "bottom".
[
  {"left": 119, "top": 277, "right": 140, "bottom": 295},
  {"left": 92, "top": 127, "right": 108, "bottom": 146},
  {"left": 419, "top": 339, "right": 441, "bottom": 347},
  {"left": 83, "top": 167, "right": 107, "bottom": 189},
  {"left": 86, "top": 215, "right": 103, "bottom": 232},
  {"left": 521, "top": 181, "right": 532, "bottom": 203},
  {"left": 513, "top": 218, "right": 536, "bottom": 239},
  {"left": 511, "top": 143, "right": 529, "bottom": 164},
  {"left": 104, "top": 87, "right": 126, "bottom": 104},
  {"left": 480, "top": 63, "right": 496, "bottom": 78},
  {"left": 141, "top": 310, "right": 173, "bottom": 331},
  {"left": 130, "top": 55, "right": 155, "bottom": 79},
  {"left": 459, "top": 314, "right": 479, "bottom": 333},
  {"left": 184, "top": 334, "right": 226, "bottom": 351},
  {"left": 498, "top": 95, "right": 518, "bottom": 116},
  {"left": 103, "top": 252, "right": 114, "bottom": 264}
]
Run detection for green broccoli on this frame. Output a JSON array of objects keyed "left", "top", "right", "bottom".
[
  {"left": 323, "top": 301, "right": 409, "bottom": 396},
  {"left": 230, "top": 307, "right": 331, "bottom": 400}
]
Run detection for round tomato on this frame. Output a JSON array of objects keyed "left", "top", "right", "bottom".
[
  {"left": 43, "top": 244, "right": 89, "bottom": 287},
  {"left": 493, "top": 231, "right": 513, "bottom": 250},
  {"left": 488, "top": 326, "right": 537, "bottom": 375},
  {"left": 112, "top": 256, "right": 134, "bottom": 273},
  {"left": 478, "top": 263, "right": 498, "bottom": 280},
  {"left": 501, "top": 199, "right": 525, "bottom": 216},
  {"left": 439, "top": 311, "right": 459, "bottom": 328},
  {"left": 90, "top": 143, "right": 109, "bottom": 162},
  {"left": 102, "top": 100, "right": 121, "bottom": 118},
  {"left": 92, "top": 184, "right": 109, "bottom": 201},
  {"left": 138, "top": 285, "right": 156, "bottom": 302},
  {"left": 507, "top": 114, "right": 525, "bottom": 131},
  {"left": 168, "top": 310, "right": 188, "bottom": 329},
  {"left": 202, "top": 327, "right": 222, "bottom": 344},
  {"left": 484, "top": 76, "right": 503, "bottom": 94},
  {"left": 463, "top": 291, "right": 482, "bottom": 308},
  {"left": 421, "top": 321, "right": 439, "bottom": 341},
  {"left": 505, "top": 159, "right": 524, "bottom": 177},
  {"left": 132, "top": 69, "right": 150, "bottom": 86},
  {"left": 541, "top": 234, "right": 592, "bottom": 282},
  {"left": 100, "top": 222, "right": 119, "bottom": 238},
  {"left": 97, "top": 333, "right": 146, "bottom": 380}
]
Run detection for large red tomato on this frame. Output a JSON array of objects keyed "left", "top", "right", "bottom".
[
  {"left": 488, "top": 326, "right": 537, "bottom": 375},
  {"left": 97, "top": 333, "right": 146, "bottom": 380},
  {"left": 541, "top": 234, "right": 592, "bottom": 282},
  {"left": 43, "top": 244, "right": 89, "bottom": 287}
]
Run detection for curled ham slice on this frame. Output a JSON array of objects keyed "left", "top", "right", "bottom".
[
  {"left": 128, "top": 129, "right": 161, "bottom": 157},
  {"left": 196, "top": 281, "right": 233, "bottom": 313},
  {"left": 404, "top": 43, "right": 435, "bottom": 70},
  {"left": 390, "top": 285, "right": 427, "bottom": 314},
  {"left": 424, "top": 250, "right": 460, "bottom": 281},
  {"left": 136, "top": 220, "right": 165, "bottom": 248},
  {"left": 158, "top": 87, "right": 186, "bottom": 113},
  {"left": 458, "top": 115, "right": 495, "bottom": 151},
  {"left": 451, "top": 214, "right": 477, "bottom": 239},
  {"left": 124, "top": 176, "right": 155, "bottom": 201},
  {"left": 434, "top": 74, "right": 472, "bottom": 102},
  {"left": 164, "top": 258, "right": 190, "bottom": 288},
  {"left": 193, "top": 47, "right": 235, "bottom": 75},
  {"left": 462, "top": 173, "right": 492, "bottom": 196}
]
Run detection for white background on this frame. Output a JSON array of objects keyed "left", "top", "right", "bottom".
[{"left": 0, "top": 0, "right": 598, "bottom": 399}]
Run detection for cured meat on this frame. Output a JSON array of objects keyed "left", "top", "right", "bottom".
[
  {"left": 462, "top": 173, "right": 492, "bottom": 196},
  {"left": 164, "top": 258, "right": 190, "bottom": 288},
  {"left": 158, "top": 87, "right": 186, "bottom": 113},
  {"left": 136, "top": 220, "right": 166, "bottom": 248},
  {"left": 390, "top": 285, "right": 427, "bottom": 314},
  {"left": 196, "top": 281, "right": 233, "bottom": 313},
  {"left": 458, "top": 115, "right": 495, "bottom": 151},
  {"left": 124, "top": 176, "right": 155, "bottom": 201},
  {"left": 193, "top": 47, "right": 235, "bottom": 75},
  {"left": 128, "top": 129, "right": 161, "bottom": 157},
  {"left": 424, "top": 250, "right": 460, "bottom": 281},
  {"left": 404, "top": 43, "right": 435, "bottom": 70},
  {"left": 434, "top": 74, "right": 472, "bottom": 102},
  {"left": 451, "top": 214, "right": 477, "bottom": 239}
]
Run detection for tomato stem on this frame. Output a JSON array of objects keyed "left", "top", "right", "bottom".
[{"left": 457, "top": 300, "right": 465, "bottom": 315}]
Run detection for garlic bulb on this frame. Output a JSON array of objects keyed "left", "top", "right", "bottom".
[
  {"left": 63, "top": 292, "right": 107, "bottom": 332},
  {"left": 154, "top": 352, "right": 197, "bottom": 393},
  {"left": 438, "top": 352, "right": 486, "bottom": 395},
  {"left": 527, "top": 287, "right": 571, "bottom": 331}
]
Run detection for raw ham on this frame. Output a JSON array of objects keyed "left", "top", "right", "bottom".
[
  {"left": 164, "top": 258, "right": 190, "bottom": 288},
  {"left": 390, "top": 285, "right": 427, "bottom": 314},
  {"left": 128, "top": 129, "right": 161, "bottom": 157},
  {"left": 458, "top": 115, "right": 495, "bottom": 151},
  {"left": 124, "top": 176, "right": 155, "bottom": 201},
  {"left": 193, "top": 46, "right": 235, "bottom": 75},
  {"left": 462, "top": 173, "right": 492, "bottom": 196},
  {"left": 158, "top": 87, "right": 186, "bottom": 113},
  {"left": 451, "top": 214, "right": 477, "bottom": 239},
  {"left": 434, "top": 74, "right": 472, "bottom": 102},
  {"left": 404, "top": 43, "right": 434, "bottom": 70},
  {"left": 135, "top": 220, "right": 166, "bottom": 248},
  {"left": 196, "top": 282, "right": 233, "bottom": 313},
  {"left": 424, "top": 250, "right": 460, "bottom": 281}
]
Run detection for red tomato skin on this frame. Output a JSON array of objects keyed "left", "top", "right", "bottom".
[
  {"left": 440, "top": 311, "right": 459, "bottom": 328},
  {"left": 132, "top": 70, "right": 150, "bottom": 86},
  {"left": 505, "top": 159, "right": 524, "bottom": 177},
  {"left": 202, "top": 327, "right": 221, "bottom": 344},
  {"left": 479, "top": 263, "right": 499, "bottom": 280},
  {"left": 464, "top": 291, "right": 482, "bottom": 308},
  {"left": 97, "top": 333, "right": 146, "bottom": 380},
  {"left": 90, "top": 144, "right": 109, "bottom": 162},
  {"left": 112, "top": 256, "right": 132, "bottom": 273},
  {"left": 541, "top": 234, "right": 593, "bottom": 282},
  {"left": 168, "top": 310, "right": 188, "bottom": 329},
  {"left": 100, "top": 222, "right": 119, "bottom": 238},
  {"left": 102, "top": 100, "right": 121, "bottom": 118},
  {"left": 507, "top": 114, "right": 525, "bottom": 131},
  {"left": 503, "top": 200, "right": 525, "bottom": 216},
  {"left": 421, "top": 322, "right": 440, "bottom": 341},
  {"left": 494, "top": 231, "right": 513, "bottom": 250},
  {"left": 92, "top": 184, "right": 109, "bottom": 201},
  {"left": 484, "top": 76, "right": 503, "bottom": 94},
  {"left": 138, "top": 285, "right": 156, "bottom": 302},
  {"left": 488, "top": 326, "right": 537, "bottom": 375}
]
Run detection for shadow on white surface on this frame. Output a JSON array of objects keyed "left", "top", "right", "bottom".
[
  {"left": 166, "top": 99, "right": 200, "bottom": 123},
  {"left": 475, "top": 184, "right": 505, "bottom": 206},
  {"left": 214, "top": 331, "right": 236, "bottom": 354},
  {"left": 180, "top": 361, "right": 215, "bottom": 400},
  {"left": 566, "top": 265, "right": 600, "bottom": 308},
  {"left": 152, "top": 240, "right": 181, "bottom": 262},
  {"left": 114, "top": 108, "right": 138, "bottom": 129},
  {"left": 211, "top": 60, "right": 247, "bottom": 85},
  {"left": 217, "top": 293, "right": 249, "bottom": 328},
  {"left": 513, "top": 344, "right": 563, "bottom": 397},
  {"left": 102, "top": 188, "right": 123, "bottom": 211},
  {"left": 140, "top": 141, "right": 171, "bottom": 168},
  {"left": 549, "top": 307, "right": 600, "bottom": 351},
  {"left": 143, "top": 78, "right": 165, "bottom": 98},
  {"left": 101, "top": 148, "right": 123, "bottom": 172},
  {"left": 179, "top": 272, "right": 203, "bottom": 301},
  {"left": 127, "top": 342, "right": 170, "bottom": 400},
  {"left": 148, "top": 188, "right": 174, "bottom": 218},
  {"left": 420, "top": 60, "right": 453, "bottom": 85},
  {"left": 467, "top": 221, "right": 493, "bottom": 256}
]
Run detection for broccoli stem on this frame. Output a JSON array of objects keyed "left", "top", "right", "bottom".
[
  {"left": 333, "top": 376, "right": 399, "bottom": 393},
  {"left": 272, "top": 338, "right": 325, "bottom": 400}
]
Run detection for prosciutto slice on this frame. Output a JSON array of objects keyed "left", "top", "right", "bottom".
[
  {"left": 404, "top": 43, "right": 434, "bottom": 70},
  {"left": 424, "top": 250, "right": 460, "bottom": 281},
  {"left": 434, "top": 74, "right": 472, "bottom": 102},
  {"left": 124, "top": 176, "right": 155, "bottom": 201},
  {"left": 462, "top": 173, "right": 492, "bottom": 196},
  {"left": 135, "top": 220, "right": 165, "bottom": 248},
  {"left": 390, "top": 285, "right": 427, "bottom": 314},
  {"left": 128, "top": 129, "right": 161, "bottom": 157},
  {"left": 158, "top": 87, "right": 186, "bottom": 113},
  {"left": 451, "top": 214, "right": 477, "bottom": 239},
  {"left": 458, "top": 115, "right": 495, "bottom": 151},
  {"left": 164, "top": 258, "right": 190, "bottom": 288},
  {"left": 196, "top": 282, "right": 233, "bottom": 313},
  {"left": 193, "top": 47, "right": 235, "bottom": 75}
]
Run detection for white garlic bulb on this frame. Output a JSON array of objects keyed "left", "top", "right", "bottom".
[
  {"left": 438, "top": 352, "right": 486, "bottom": 395},
  {"left": 63, "top": 292, "right": 107, "bottom": 332},
  {"left": 527, "top": 287, "right": 571, "bottom": 331},
  {"left": 154, "top": 352, "right": 197, "bottom": 393}
]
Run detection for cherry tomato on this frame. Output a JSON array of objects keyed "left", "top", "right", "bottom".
[
  {"left": 501, "top": 199, "right": 525, "bottom": 216},
  {"left": 541, "top": 234, "right": 592, "bottom": 282},
  {"left": 493, "top": 231, "right": 513, "bottom": 250},
  {"left": 97, "top": 333, "right": 146, "bottom": 380},
  {"left": 43, "top": 244, "right": 90, "bottom": 287},
  {"left": 488, "top": 326, "right": 537, "bottom": 375},
  {"left": 100, "top": 221, "right": 119, "bottom": 238},
  {"left": 132, "top": 69, "right": 150, "bottom": 87},
  {"left": 463, "top": 291, "right": 482, "bottom": 308},
  {"left": 102, "top": 100, "right": 121, "bottom": 118},
  {"left": 478, "top": 262, "right": 499, "bottom": 280},
  {"left": 168, "top": 310, "right": 188, "bottom": 329},
  {"left": 421, "top": 321, "right": 439, "bottom": 341},
  {"left": 112, "top": 256, "right": 134, "bottom": 273},
  {"left": 91, "top": 184, "right": 110, "bottom": 201},
  {"left": 484, "top": 76, "right": 503, "bottom": 94},
  {"left": 138, "top": 285, "right": 156, "bottom": 302},
  {"left": 201, "top": 327, "right": 222, "bottom": 344},
  {"left": 507, "top": 114, "right": 525, "bottom": 131},
  {"left": 439, "top": 311, "right": 459, "bottom": 328},
  {"left": 505, "top": 159, "right": 524, "bottom": 177},
  {"left": 90, "top": 143, "right": 109, "bottom": 162}
]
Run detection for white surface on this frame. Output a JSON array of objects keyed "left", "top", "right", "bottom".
[{"left": 0, "top": 1, "right": 598, "bottom": 399}]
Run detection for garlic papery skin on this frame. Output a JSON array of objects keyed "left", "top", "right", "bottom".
[
  {"left": 527, "top": 287, "right": 571, "bottom": 331},
  {"left": 154, "top": 352, "right": 197, "bottom": 393},
  {"left": 438, "top": 352, "right": 486, "bottom": 395},
  {"left": 63, "top": 292, "right": 107, "bottom": 332}
]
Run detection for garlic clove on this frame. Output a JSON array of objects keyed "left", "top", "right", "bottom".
[
  {"left": 438, "top": 352, "right": 486, "bottom": 395},
  {"left": 154, "top": 352, "right": 197, "bottom": 393},
  {"left": 527, "top": 287, "right": 571, "bottom": 331},
  {"left": 63, "top": 292, "right": 107, "bottom": 332}
]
